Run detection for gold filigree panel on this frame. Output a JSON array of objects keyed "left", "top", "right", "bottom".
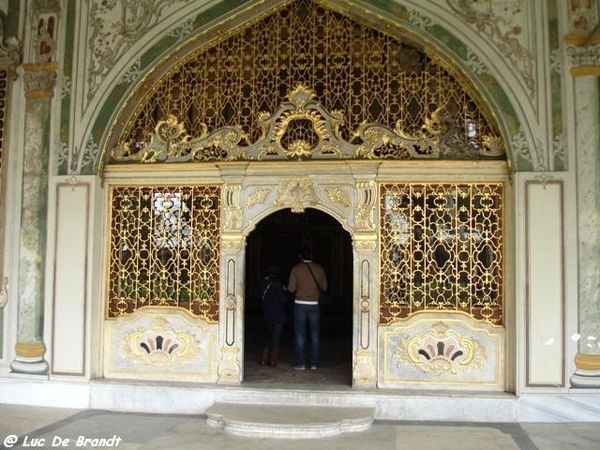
[
  {"left": 107, "top": 185, "right": 221, "bottom": 321},
  {"left": 110, "top": 0, "right": 504, "bottom": 163},
  {"left": 380, "top": 183, "right": 504, "bottom": 325}
]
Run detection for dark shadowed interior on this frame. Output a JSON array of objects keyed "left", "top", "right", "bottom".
[{"left": 244, "top": 208, "right": 354, "bottom": 386}]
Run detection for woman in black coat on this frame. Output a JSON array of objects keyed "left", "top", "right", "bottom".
[{"left": 259, "top": 265, "right": 288, "bottom": 366}]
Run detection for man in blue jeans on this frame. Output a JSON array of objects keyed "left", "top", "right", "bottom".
[{"left": 287, "top": 247, "right": 328, "bottom": 370}]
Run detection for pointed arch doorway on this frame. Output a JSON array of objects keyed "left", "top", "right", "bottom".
[{"left": 243, "top": 208, "right": 353, "bottom": 386}]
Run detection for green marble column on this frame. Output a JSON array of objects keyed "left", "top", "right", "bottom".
[
  {"left": 10, "top": 64, "right": 56, "bottom": 375},
  {"left": 570, "top": 72, "right": 600, "bottom": 388}
]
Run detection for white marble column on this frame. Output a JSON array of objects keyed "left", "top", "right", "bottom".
[
  {"left": 10, "top": 65, "right": 56, "bottom": 375},
  {"left": 570, "top": 74, "right": 600, "bottom": 388}
]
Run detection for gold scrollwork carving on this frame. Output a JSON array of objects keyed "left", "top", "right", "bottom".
[
  {"left": 223, "top": 185, "right": 242, "bottom": 231},
  {"left": 112, "top": 84, "right": 505, "bottom": 163},
  {"left": 110, "top": 1, "right": 505, "bottom": 165},
  {"left": 274, "top": 177, "right": 318, "bottom": 213},
  {"left": 356, "top": 181, "right": 376, "bottom": 230},
  {"left": 325, "top": 187, "right": 351, "bottom": 209},
  {"left": 246, "top": 188, "right": 271, "bottom": 209}
]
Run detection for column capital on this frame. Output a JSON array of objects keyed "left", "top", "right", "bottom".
[
  {"left": 22, "top": 62, "right": 57, "bottom": 98},
  {"left": 566, "top": 43, "right": 600, "bottom": 76}
]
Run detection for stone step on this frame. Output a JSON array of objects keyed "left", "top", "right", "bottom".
[{"left": 206, "top": 402, "right": 375, "bottom": 439}]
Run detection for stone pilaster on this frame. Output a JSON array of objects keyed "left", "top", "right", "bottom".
[
  {"left": 217, "top": 179, "right": 245, "bottom": 384},
  {"left": 566, "top": 44, "right": 600, "bottom": 388},
  {"left": 352, "top": 237, "right": 378, "bottom": 388},
  {"left": 351, "top": 176, "right": 378, "bottom": 388},
  {"left": 10, "top": 63, "right": 57, "bottom": 375}
]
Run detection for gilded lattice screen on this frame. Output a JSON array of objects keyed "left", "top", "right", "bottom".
[
  {"left": 110, "top": 0, "right": 504, "bottom": 163},
  {"left": 107, "top": 185, "right": 221, "bottom": 321},
  {"left": 103, "top": 0, "right": 508, "bottom": 327},
  {"left": 380, "top": 183, "right": 504, "bottom": 325}
]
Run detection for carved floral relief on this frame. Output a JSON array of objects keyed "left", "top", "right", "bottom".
[
  {"left": 120, "top": 316, "right": 201, "bottom": 366},
  {"left": 444, "top": 0, "right": 534, "bottom": 96},
  {"left": 86, "top": 0, "right": 193, "bottom": 104}
]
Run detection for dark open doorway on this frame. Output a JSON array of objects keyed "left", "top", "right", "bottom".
[{"left": 243, "top": 208, "right": 353, "bottom": 386}]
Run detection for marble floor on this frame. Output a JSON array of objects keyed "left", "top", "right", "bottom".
[
  {"left": 2, "top": 325, "right": 599, "bottom": 449},
  {"left": 1, "top": 403, "right": 600, "bottom": 450}
]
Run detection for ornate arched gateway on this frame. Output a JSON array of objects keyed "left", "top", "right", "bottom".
[{"left": 101, "top": 0, "right": 509, "bottom": 390}]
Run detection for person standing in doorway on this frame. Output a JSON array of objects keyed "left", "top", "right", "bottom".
[
  {"left": 259, "top": 265, "right": 288, "bottom": 367},
  {"left": 287, "top": 247, "right": 328, "bottom": 370}
]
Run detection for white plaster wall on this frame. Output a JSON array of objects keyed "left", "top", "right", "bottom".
[
  {"left": 45, "top": 175, "right": 103, "bottom": 380},
  {"left": 50, "top": 182, "right": 88, "bottom": 375},
  {"left": 525, "top": 180, "right": 564, "bottom": 386},
  {"left": 514, "top": 172, "right": 579, "bottom": 392}
]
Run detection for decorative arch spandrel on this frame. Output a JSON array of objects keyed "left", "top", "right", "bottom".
[{"left": 85, "top": 1, "right": 528, "bottom": 172}]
